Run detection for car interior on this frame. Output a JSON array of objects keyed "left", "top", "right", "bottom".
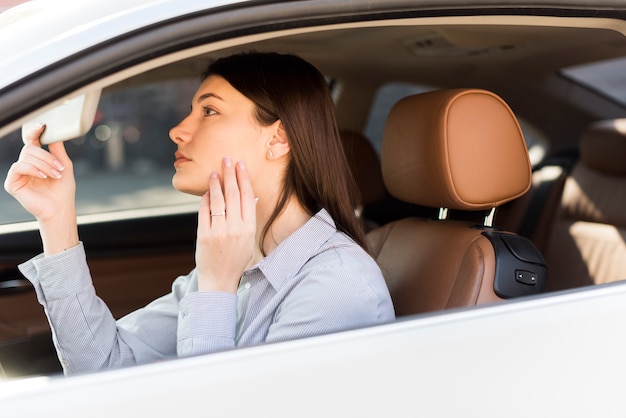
[
  {"left": 366, "top": 88, "right": 547, "bottom": 315},
  {"left": 524, "top": 119, "right": 626, "bottom": 292},
  {"left": 2, "top": 12, "right": 626, "bottom": 378}
]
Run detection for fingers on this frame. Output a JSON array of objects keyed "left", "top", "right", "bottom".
[
  {"left": 222, "top": 156, "right": 241, "bottom": 220},
  {"left": 22, "top": 123, "right": 45, "bottom": 146},
  {"left": 207, "top": 171, "right": 226, "bottom": 224},
  {"left": 236, "top": 160, "right": 256, "bottom": 223},
  {"left": 195, "top": 157, "right": 256, "bottom": 293},
  {"left": 206, "top": 156, "right": 256, "bottom": 225},
  {"left": 17, "top": 144, "right": 65, "bottom": 180},
  {"left": 48, "top": 141, "right": 72, "bottom": 168},
  {"left": 16, "top": 124, "right": 67, "bottom": 179},
  {"left": 20, "top": 152, "right": 64, "bottom": 179},
  {"left": 197, "top": 190, "right": 211, "bottom": 236}
]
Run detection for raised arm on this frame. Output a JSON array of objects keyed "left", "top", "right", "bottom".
[{"left": 4, "top": 123, "right": 78, "bottom": 255}]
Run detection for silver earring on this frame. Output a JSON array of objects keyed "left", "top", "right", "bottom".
[{"left": 269, "top": 150, "right": 274, "bottom": 158}]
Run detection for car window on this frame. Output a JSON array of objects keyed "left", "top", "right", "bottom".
[
  {"left": 364, "top": 82, "right": 435, "bottom": 154},
  {"left": 561, "top": 56, "right": 626, "bottom": 107},
  {"left": 363, "top": 82, "right": 548, "bottom": 166},
  {"left": 0, "top": 77, "right": 202, "bottom": 225}
]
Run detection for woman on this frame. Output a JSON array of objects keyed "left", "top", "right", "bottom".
[{"left": 5, "top": 52, "right": 395, "bottom": 375}]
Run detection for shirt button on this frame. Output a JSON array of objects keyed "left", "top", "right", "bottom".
[{"left": 244, "top": 282, "right": 251, "bottom": 290}]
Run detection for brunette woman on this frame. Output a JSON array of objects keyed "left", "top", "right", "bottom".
[{"left": 5, "top": 52, "right": 394, "bottom": 375}]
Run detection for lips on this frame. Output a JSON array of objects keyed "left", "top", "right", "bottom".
[{"left": 174, "top": 151, "right": 191, "bottom": 167}]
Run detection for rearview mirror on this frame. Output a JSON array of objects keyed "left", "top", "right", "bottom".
[{"left": 21, "top": 90, "right": 101, "bottom": 145}]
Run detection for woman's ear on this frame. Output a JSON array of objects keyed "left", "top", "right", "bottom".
[{"left": 267, "top": 120, "right": 290, "bottom": 160}]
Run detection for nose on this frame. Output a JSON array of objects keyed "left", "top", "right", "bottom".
[{"left": 169, "top": 115, "right": 192, "bottom": 144}]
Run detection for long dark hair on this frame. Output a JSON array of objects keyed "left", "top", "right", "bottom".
[{"left": 203, "top": 51, "right": 367, "bottom": 254}]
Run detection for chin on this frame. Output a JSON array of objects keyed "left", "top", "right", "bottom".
[{"left": 171, "top": 174, "right": 206, "bottom": 196}]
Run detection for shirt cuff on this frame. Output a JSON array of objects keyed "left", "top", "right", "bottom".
[
  {"left": 177, "top": 291, "right": 237, "bottom": 356},
  {"left": 18, "top": 242, "right": 91, "bottom": 301}
]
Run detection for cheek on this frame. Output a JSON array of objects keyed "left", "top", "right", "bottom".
[
  {"left": 191, "top": 130, "right": 230, "bottom": 171},
  {"left": 193, "top": 116, "right": 263, "bottom": 172},
  {"left": 221, "top": 125, "right": 264, "bottom": 163},
  {"left": 195, "top": 151, "right": 222, "bottom": 176}
]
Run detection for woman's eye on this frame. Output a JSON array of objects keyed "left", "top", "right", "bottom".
[{"left": 202, "top": 106, "right": 216, "bottom": 116}]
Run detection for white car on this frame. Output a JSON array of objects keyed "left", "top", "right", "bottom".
[{"left": 1, "top": 0, "right": 626, "bottom": 416}]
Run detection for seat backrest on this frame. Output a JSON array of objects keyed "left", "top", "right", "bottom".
[
  {"left": 367, "top": 88, "right": 547, "bottom": 316},
  {"left": 496, "top": 151, "right": 577, "bottom": 254},
  {"left": 543, "top": 119, "right": 626, "bottom": 291}
]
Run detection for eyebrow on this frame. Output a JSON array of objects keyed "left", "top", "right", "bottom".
[{"left": 196, "top": 92, "right": 224, "bottom": 103}]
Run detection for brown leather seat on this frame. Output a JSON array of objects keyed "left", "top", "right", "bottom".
[
  {"left": 543, "top": 119, "right": 626, "bottom": 291},
  {"left": 367, "top": 88, "right": 548, "bottom": 316}
]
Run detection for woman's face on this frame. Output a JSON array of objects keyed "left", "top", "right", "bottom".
[{"left": 169, "top": 75, "right": 267, "bottom": 196}]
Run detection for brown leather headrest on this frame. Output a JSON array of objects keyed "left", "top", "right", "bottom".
[
  {"left": 340, "top": 129, "right": 386, "bottom": 206},
  {"left": 381, "top": 89, "right": 531, "bottom": 211},
  {"left": 580, "top": 119, "right": 626, "bottom": 176}
]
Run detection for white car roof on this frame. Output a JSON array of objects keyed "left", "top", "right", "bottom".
[{"left": 0, "top": 0, "right": 244, "bottom": 90}]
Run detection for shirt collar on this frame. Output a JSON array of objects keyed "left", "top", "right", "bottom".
[{"left": 256, "top": 208, "right": 337, "bottom": 291}]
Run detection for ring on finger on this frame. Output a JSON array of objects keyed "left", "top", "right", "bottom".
[{"left": 211, "top": 211, "right": 226, "bottom": 217}]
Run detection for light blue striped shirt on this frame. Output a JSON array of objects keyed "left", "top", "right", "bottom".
[{"left": 19, "top": 209, "right": 395, "bottom": 375}]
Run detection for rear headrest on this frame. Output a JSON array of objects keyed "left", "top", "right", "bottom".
[
  {"left": 580, "top": 119, "right": 626, "bottom": 176},
  {"left": 381, "top": 88, "right": 531, "bottom": 211},
  {"left": 339, "top": 129, "right": 386, "bottom": 207}
]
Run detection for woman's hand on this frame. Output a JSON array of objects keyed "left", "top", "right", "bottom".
[
  {"left": 195, "top": 156, "right": 257, "bottom": 293},
  {"left": 4, "top": 124, "right": 78, "bottom": 255}
]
